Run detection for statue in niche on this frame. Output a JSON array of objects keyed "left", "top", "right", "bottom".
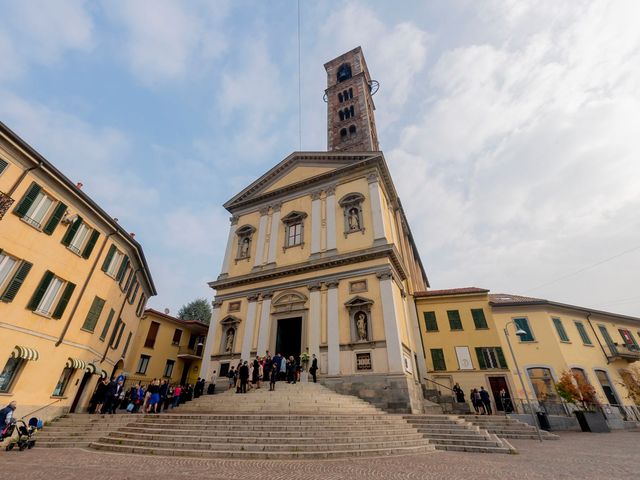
[
  {"left": 225, "top": 328, "right": 235, "bottom": 352},
  {"left": 348, "top": 207, "right": 360, "bottom": 231},
  {"left": 355, "top": 311, "right": 368, "bottom": 341},
  {"left": 239, "top": 238, "right": 250, "bottom": 258}
]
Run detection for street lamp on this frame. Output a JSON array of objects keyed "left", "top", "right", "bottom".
[{"left": 503, "top": 321, "right": 543, "bottom": 442}]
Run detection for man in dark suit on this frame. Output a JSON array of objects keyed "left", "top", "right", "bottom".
[
  {"left": 239, "top": 361, "right": 250, "bottom": 394},
  {"left": 310, "top": 354, "right": 318, "bottom": 383}
]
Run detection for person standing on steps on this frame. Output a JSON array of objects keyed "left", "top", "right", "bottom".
[
  {"left": 452, "top": 383, "right": 465, "bottom": 403},
  {"left": 479, "top": 386, "right": 492, "bottom": 415},
  {"left": 227, "top": 366, "right": 236, "bottom": 390},
  {"left": 470, "top": 388, "right": 482, "bottom": 414},
  {"left": 279, "top": 354, "right": 287, "bottom": 380},
  {"left": 252, "top": 356, "right": 261, "bottom": 389},
  {"left": 310, "top": 354, "right": 318, "bottom": 383},
  {"left": 239, "top": 361, "right": 250, "bottom": 394}
]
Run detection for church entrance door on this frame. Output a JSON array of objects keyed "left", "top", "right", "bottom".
[{"left": 275, "top": 317, "right": 302, "bottom": 363}]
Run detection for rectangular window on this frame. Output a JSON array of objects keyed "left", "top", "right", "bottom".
[
  {"left": 0, "top": 252, "right": 18, "bottom": 289},
  {"left": 552, "top": 318, "right": 570, "bottom": 342},
  {"left": 163, "top": 359, "right": 175, "bottom": 378},
  {"left": 122, "top": 332, "right": 133, "bottom": 359},
  {"left": 136, "top": 355, "right": 150, "bottom": 374},
  {"left": 475, "top": 347, "right": 508, "bottom": 370},
  {"left": 619, "top": 329, "right": 639, "bottom": 350},
  {"left": 430, "top": 348, "right": 446, "bottom": 371},
  {"left": 0, "top": 356, "right": 23, "bottom": 393},
  {"left": 27, "top": 270, "right": 75, "bottom": 318},
  {"left": 81, "top": 296, "right": 105, "bottom": 332},
  {"left": 599, "top": 325, "right": 617, "bottom": 354},
  {"left": 423, "top": 311, "right": 438, "bottom": 331},
  {"left": 23, "top": 190, "right": 54, "bottom": 229},
  {"left": 136, "top": 293, "right": 146, "bottom": 317},
  {"left": 0, "top": 158, "right": 8, "bottom": 175},
  {"left": 52, "top": 367, "right": 74, "bottom": 397},
  {"left": 514, "top": 317, "right": 535, "bottom": 342},
  {"left": 0, "top": 254, "right": 32, "bottom": 303},
  {"left": 68, "top": 222, "right": 91, "bottom": 254},
  {"left": 574, "top": 321, "right": 593, "bottom": 345},
  {"left": 99, "top": 309, "right": 115, "bottom": 341},
  {"left": 172, "top": 328, "right": 183, "bottom": 345},
  {"left": 447, "top": 310, "right": 463, "bottom": 330},
  {"left": 35, "top": 275, "right": 64, "bottom": 316},
  {"left": 471, "top": 308, "right": 488, "bottom": 329},
  {"left": 128, "top": 280, "right": 139, "bottom": 305},
  {"left": 102, "top": 244, "right": 124, "bottom": 278},
  {"left": 287, "top": 222, "right": 303, "bottom": 246},
  {"left": 144, "top": 321, "right": 160, "bottom": 349},
  {"left": 109, "top": 319, "right": 125, "bottom": 349}
]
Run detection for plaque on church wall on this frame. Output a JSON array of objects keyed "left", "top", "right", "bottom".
[
  {"left": 455, "top": 346, "right": 474, "bottom": 370},
  {"left": 356, "top": 352, "right": 372, "bottom": 371},
  {"left": 349, "top": 280, "right": 368, "bottom": 293},
  {"left": 403, "top": 354, "right": 413, "bottom": 373},
  {"left": 228, "top": 301, "right": 241, "bottom": 312}
]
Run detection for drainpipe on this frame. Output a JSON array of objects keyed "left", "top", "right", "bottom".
[
  {"left": 101, "top": 268, "right": 140, "bottom": 363},
  {"left": 7, "top": 161, "right": 43, "bottom": 196},
  {"left": 56, "top": 230, "right": 117, "bottom": 346},
  {"left": 587, "top": 313, "right": 609, "bottom": 364}
]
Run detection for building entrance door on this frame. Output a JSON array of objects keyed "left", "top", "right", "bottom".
[
  {"left": 70, "top": 371, "right": 92, "bottom": 413},
  {"left": 275, "top": 317, "right": 302, "bottom": 363},
  {"left": 488, "top": 376, "right": 512, "bottom": 412}
]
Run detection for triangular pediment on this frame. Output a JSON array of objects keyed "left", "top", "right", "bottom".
[
  {"left": 224, "top": 151, "right": 379, "bottom": 210},
  {"left": 344, "top": 295, "right": 374, "bottom": 307}
]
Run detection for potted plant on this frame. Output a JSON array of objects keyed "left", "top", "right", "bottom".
[
  {"left": 556, "top": 371, "right": 609, "bottom": 433},
  {"left": 300, "top": 350, "right": 310, "bottom": 382}
]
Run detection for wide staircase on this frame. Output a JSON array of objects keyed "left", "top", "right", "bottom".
[
  {"left": 462, "top": 415, "right": 559, "bottom": 440},
  {"left": 46, "top": 382, "right": 436, "bottom": 459},
  {"left": 37, "top": 414, "right": 133, "bottom": 448},
  {"left": 403, "top": 415, "right": 514, "bottom": 453}
]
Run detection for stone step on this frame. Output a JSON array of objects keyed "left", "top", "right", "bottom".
[
  {"left": 126, "top": 418, "right": 405, "bottom": 427},
  {"left": 434, "top": 444, "right": 512, "bottom": 454},
  {"left": 120, "top": 424, "right": 416, "bottom": 434},
  {"left": 89, "top": 441, "right": 436, "bottom": 459},
  {"left": 426, "top": 438, "right": 502, "bottom": 447}
]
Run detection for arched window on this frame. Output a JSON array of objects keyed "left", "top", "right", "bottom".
[
  {"left": 235, "top": 225, "right": 256, "bottom": 260},
  {"left": 342, "top": 108, "right": 349, "bottom": 120},
  {"left": 338, "top": 92, "right": 343, "bottom": 103},
  {"left": 349, "top": 105, "right": 355, "bottom": 118},
  {"left": 348, "top": 88, "right": 353, "bottom": 99},
  {"left": 340, "top": 128, "right": 347, "bottom": 141},
  {"left": 337, "top": 63, "right": 352, "bottom": 82},
  {"left": 339, "top": 110, "right": 344, "bottom": 121},
  {"left": 349, "top": 125, "right": 357, "bottom": 138},
  {"left": 339, "top": 192, "right": 365, "bottom": 236},
  {"left": 281, "top": 211, "right": 307, "bottom": 248}
]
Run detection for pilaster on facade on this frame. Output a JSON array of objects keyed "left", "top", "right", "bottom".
[
  {"left": 326, "top": 280, "right": 340, "bottom": 375},
  {"left": 310, "top": 190, "right": 322, "bottom": 256},
  {"left": 256, "top": 292, "right": 273, "bottom": 356},
  {"left": 241, "top": 295, "right": 259, "bottom": 361},
  {"left": 367, "top": 173, "right": 388, "bottom": 244},
  {"left": 325, "top": 185, "right": 337, "bottom": 253},
  {"left": 377, "top": 271, "right": 404, "bottom": 373},
  {"left": 266, "top": 202, "right": 282, "bottom": 265},
  {"left": 220, "top": 216, "right": 239, "bottom": 277},
  {"left": 199, "top": 300, "right": 222, "bottom": 380},
  {"left": 308, "top": 282, "right": 322, "bottom": 360},
  {"left": 252, "top": 207, "right": 270, "bottom": 269}
]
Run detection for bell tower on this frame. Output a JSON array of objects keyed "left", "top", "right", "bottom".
[{"left": 324, "top": 46, "right": 380, "bottom": 152}]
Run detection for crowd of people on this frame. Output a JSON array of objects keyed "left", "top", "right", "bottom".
[
  {"left": 227, "top": 351, "right": 319, "bottom": 394},
  {"left": 90, "top": 376, "right": 208, "bottom": 414},
  {"left": 451, "top": 383, "right": 514, "bottom": 414}
]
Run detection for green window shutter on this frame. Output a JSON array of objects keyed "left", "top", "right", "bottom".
[
  {"left": 0, "top": 261, "right": 33, "bottom": 302},
  {"left": 82, "top": 296, "right": 105, "bottom": 332},
  {"left": 0, "top": 158, "right": 8, "bottom": 175},
  {"left": 553, "top": 318, "right": 569, "bottom": 342},
  {"left": 52, "top": 282, "right": 76, "bottom": 319},
  {"left": 496, "top": 347, "right": 508, "bottom": 369},
  {"left": 430, "top": 349, "right": 446, "bottom": 371},
  {"left": 423, "top": 311, "right": 438, "bottom": 331},
  {"left": 81, "top": 230, "right": 100, "bottom": 259},
  {"left": 447, "top": 310, "right": 463, "bottom": 330},
  {"left": 61, "top": 216, "right": 83, "bottom": 246},
  {"left": 575, "top": 322, "right": 592, "bottom": 345},
  {"left": 101, "top": 245, "right": 116, "bottom": 272},
  {"left": 475, "top": 347, "right": 487, "bottom": 370},
  {"left": 116, "top": 255, "right": 129, "bottom": 281},
  {"left": 42, "top": 202, "right": 67, "bottom": 235},
  {"left": 27, "top": 270, "right": 54, "bottom": 311},
  {"left": 99, "top": 308, "right": 115, "bottom": 341},
  {"left": 471, "top": 309, "right": 488, "bottom": 329},
  {"left": 13, "top": 182, "right": 41, "bottom": 218},
  {"left": 514, "top": 318, "right": 534, "bottom": 341}
]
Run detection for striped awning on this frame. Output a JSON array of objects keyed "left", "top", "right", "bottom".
[
  {"left": 85, "top": 362, "right": 103, "bottom": 376},
  {"left": 11, "top": 346, "right": 39, "bottom": 361},
  {"left": 66, "top": 358, "right": 87, "bottom": 370}
]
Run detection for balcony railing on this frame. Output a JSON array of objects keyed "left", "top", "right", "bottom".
[
  {"left": 606, "top": 344, "right": 640, "bottom": 361},
  {"left": 0, "top": 192, "right": 14, "bottom": 221},
  {"left": 177, "top": 345, "right": 203, "bottom": 358}
]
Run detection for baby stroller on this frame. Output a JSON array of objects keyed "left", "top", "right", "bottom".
[{"left": 1, "top": 417, "right": 42, "bottom": 451}]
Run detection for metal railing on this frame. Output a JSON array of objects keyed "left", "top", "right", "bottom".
[
  {"left": 423, "top": 377, "right": 455, "bottom": 394},
  {"left": 605, "top": 344, "right": 640, "bottom": 361},
  {"left": 19, "top": 398, "right": 63, "bottom": 420},
  {"left": 177, "top": 345, "right": 203, "bottom": 358}
]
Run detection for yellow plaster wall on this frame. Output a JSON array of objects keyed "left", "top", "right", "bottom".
[{"left": 263, "top": 165, "right": 338, "bottom": 193}]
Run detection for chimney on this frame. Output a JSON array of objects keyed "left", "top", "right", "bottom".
[
  {"left": 129, "top": 232, "right": 135, "bottom": 238},
  {"left": 76, "top": 182, "right": 83, "bottom": 189}
]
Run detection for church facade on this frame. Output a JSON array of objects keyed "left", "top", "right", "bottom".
[{"left": 200, "top": 47, "right": 430, "bottom": 412}]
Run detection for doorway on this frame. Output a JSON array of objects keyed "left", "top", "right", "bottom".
[
  {"left": 180, "top": 360, "right": 192, "bottom": 386},
  {"left": 70, "top": 371, "right": 92, "bottom": 413},
  {"left": 488, "top": 376, "right": 512, "bottom": 412},
  {"left": 275, "top": 317, "right": 302, "bottom": 362}
]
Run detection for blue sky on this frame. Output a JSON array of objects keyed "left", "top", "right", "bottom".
[{"left": 1, "top": 0, "right": 639, "bottom": 315}]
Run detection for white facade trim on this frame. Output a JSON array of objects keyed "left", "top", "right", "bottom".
[
  {"left": 327, "top": 284, "right": 340, "bottom": 375},
  {"left": 241, "top": 299, "right": 258, "bottom": 361}
]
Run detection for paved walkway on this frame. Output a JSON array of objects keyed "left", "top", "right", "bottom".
[{"left": 1, "top": 431, "right": 638, "bottom": 479}]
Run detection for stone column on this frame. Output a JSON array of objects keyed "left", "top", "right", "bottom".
[
  {"left": 256, "top": 292, "right": 273, "bottom": 356},
  {"left": 326, "top": 281, "right": 340, "bottom": 375},
  {"left": 219, "top": 216, "right": 239, "bottom": 277},
  {"left": 199, "top": 300, "right": 222, "bottom": 380},
  {"left": 406, "top": 293, "right": 428, "bottom": 381},
  {"left": 266, "top": 203, "right": 281, "bottom": 265},
  {"left": 325, "top": 185, "right": 337, "bottom": 252},
  {"left": 378, "top": 271, "right": 404, "bottom": 372},
  {"left": 241, "top": 295, "right": 259, "bottom": 361},
  {"left": 367, "top": 173, "right": 388, "bottom": 243},
  {"left": 310, "top": 190, "right": 322, "bottom": 255},
  {"left": 253, "top": 207, "right": 269, "bottom": 268},
  {"left": 308, "top": 283, "right": 322, "bottom": 359}
]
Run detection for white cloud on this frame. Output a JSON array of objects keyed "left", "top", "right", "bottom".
[{"left": 104, "top": 0, "right": 229, "bottom": 86}]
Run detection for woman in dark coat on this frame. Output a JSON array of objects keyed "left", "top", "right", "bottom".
[
  {"left": 252, "top": 357, "right": 260, "bottom": 389},
  {"left": 93, "top": 378, "right": 109, "bottom": 414}
]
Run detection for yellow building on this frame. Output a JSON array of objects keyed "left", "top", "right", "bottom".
[
  {"left": 416, "top": 288, "right": 640, "bottom": 424},
  {"left": 199, "top": 47, "right": 430, "bottom": 413},
  {"left": 124, "top": 308, "right": 207, "bottom": 388},
  {"left": 0, "top": 121, "right": 156, "bottom": 421}
]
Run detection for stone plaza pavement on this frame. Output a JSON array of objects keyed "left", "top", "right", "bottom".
[{"left": 0, "top": 430, "right": 638, "bottom": 480}]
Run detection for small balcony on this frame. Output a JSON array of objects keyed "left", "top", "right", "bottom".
[
  {"left": 606, "top": 344, "right": 640, "bottom": 362},
  {"left": 177, "top": 345, "right": 203, "bottom": 359}
]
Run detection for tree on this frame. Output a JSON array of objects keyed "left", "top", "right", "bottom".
[
  {"left": 556, "top": 370, "right": 599, "bottom": 411},
  {"left": 177, "top": 298, "right": 212, "bottom": 325}
]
